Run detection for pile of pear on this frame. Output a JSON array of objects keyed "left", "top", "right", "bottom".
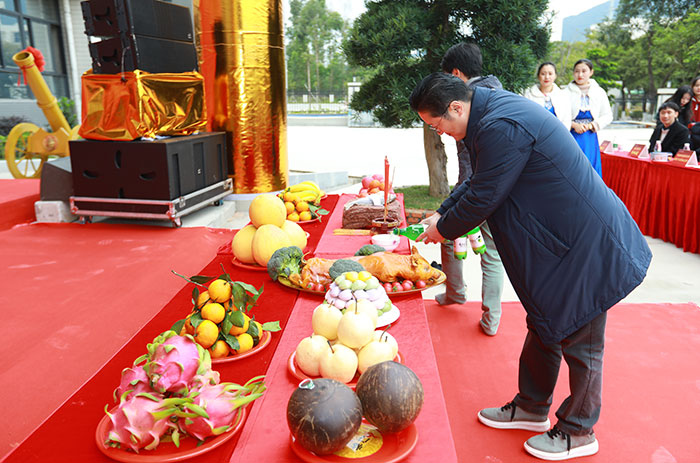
[{"left": 294, "top": 298, "right": 399, "bottom": 384}]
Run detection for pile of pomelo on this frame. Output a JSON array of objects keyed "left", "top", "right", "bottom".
[{"left": 232, "top": 194, "right": 308, "bottom": 267}]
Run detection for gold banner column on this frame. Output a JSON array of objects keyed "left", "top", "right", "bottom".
[{"left": 195, "top": 0, "right": 288, "bottom": 194}]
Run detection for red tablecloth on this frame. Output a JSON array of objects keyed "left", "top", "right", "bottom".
[{"left": 602, "top": 153, "right": 700, "bottom": 253}]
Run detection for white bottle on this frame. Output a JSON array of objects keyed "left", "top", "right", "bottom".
[
  {"left": 683, "top": 143, "right": 691, "bottom": 151},
  {"left": 654, "top": 140, "right": 662, "bottom": 153}
]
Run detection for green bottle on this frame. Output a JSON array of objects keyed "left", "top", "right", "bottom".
[
  {"left": 467, "top": 227, "right": 486, "bottom": 254},
  {"left": 392, "top": 224, "right": 426, "bottom": 241},
  {"left": 453, "top": 235, "right": 468, "bottom": 259}
]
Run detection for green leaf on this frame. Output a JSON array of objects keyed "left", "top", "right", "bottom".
[
  {"left": 171, "top": 319, "right": 186, "bottom": 334},
  {"left": 261, "top": 321, "right": 281, "bottom": 332},
  {"left": 221, "top": 317, "right": 233, "bottom": 336},
  {"left": 190, "top": 311, "right": 204, "bottom": 329},
  {"left": 222, "top": 332, "right": 240, "bottom": 351},
  {"left": 229, "top": 310, "right": 245, "bottom": 328},
  {"left": 233, "top": 281, "right": 261, "bottom": 296},
  {"left": 171, "top": 270, "right": 214, "bottom": 287}
]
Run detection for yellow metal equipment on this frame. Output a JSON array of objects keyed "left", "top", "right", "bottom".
[{"left": 4, "top": 50, "right": 80, "bottom": 178}]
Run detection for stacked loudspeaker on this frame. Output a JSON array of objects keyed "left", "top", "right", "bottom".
[
  {"left": 62, "top": 0, "right": 231, "bottom": 226},
  {"left": 81, "top": 0, "right": 198, "bottom": 74}
]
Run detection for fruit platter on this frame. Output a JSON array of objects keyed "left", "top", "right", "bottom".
[
  {"left": 276, "top": 180, "right": 329, "bottom": 223},
  {"left": 270, "top": 244, "right": 446, "bottom": 298},
  {"left": 97, "top": 330, "right": 266, "bottom": 459},
  {"left": 170, "top": 268, "right": 280, "bottom": 362}
]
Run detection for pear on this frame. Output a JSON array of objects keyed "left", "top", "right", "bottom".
[
  {"left": 295, "top": 334, "right": 330, "bottom": 377},
  {"left": 312, "top": 302, "right": 342, "bottom": 340},
  {"left": 345, "top": 299, "right": 378, "bottom": 328},
  {"left": 336, "top": 306, "right": 374, "bottom": 349},
  {"left": 319, "top": 342, "right": 358, "bottom": 384},
  {"left": 372, "top": 329, "right": 399, "bottom": 358},
  {"left": 358, "top": 340, "right": 395, "bottom": 374}
]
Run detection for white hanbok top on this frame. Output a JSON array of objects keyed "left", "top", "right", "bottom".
[{"left": 563, "top": 79, "right": 613, "bottom": 131}]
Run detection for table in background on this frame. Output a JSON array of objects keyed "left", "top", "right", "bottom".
[{"left": 602, "top": 153, "right": 700, "bottom": 254}]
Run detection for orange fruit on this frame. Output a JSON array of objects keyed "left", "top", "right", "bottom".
[
  {"left": 288, "top": 211, "right": 300, "bottom": 222},
  {"left": 285, "top": 201, "right": 296, "bottom": 214},
  {"left": 295, "top": 201, "right": 309, "bottom": 213},
  {"left": 184, "top": 314, "right": 195, "bottom": 335},
  {"left": 223, "top": 298, "right": 236, "bottom": 311},
  {"left": 208, "top": 279, "right": 232, "bottom": 303},
  {"left": 229, "top": 313, "right": 250, "bottom": 336},
  {"left": 209, "top": 340, "right": 229, "bottom": 359},
  {"left": 299, "top": 211, "right": 312, "bottom": 221},
  {"left": 201, "top": 302, "right": 226, "bottom": 324},
  {"left": 233, "top": 333, "right": 254, "bottom": 354},
  {"left": 194, "top": 319, "right": 219, "bottom": 349},
  {"left": 284, "top": 191, "right": 296, "bottom": 202},
  {"left": 196, "top": 291, "right": 210, "bottom": 308}
]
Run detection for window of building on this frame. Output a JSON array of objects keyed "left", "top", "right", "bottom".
[{"left": 0, "top": 0, "right": 67, "bottom": 99}]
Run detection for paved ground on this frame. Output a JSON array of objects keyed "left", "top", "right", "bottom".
[{"left": 2, "top": 123, "right": 698, "bottom": 304}]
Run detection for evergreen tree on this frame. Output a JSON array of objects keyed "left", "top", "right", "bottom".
[{"left": 344, "top": 0, "right": 549, "bottom": 197}]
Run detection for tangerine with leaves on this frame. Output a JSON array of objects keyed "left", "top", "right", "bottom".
[
  {"left": 234, "top": 333, "right": 254, "bottom": 354},
  {"left": 196, "top": 291, "right": 210, "bottom": 309},
  {"left": 194, "top": 319, "right": 219, "bottom": 349},
  {"left": 209, "top": 340, "right": 229, "bottom": 359},
  {"left": 208, "top": 279, "right": 232, "bottom": 303},
  {"left": 229, "top": 313, "right": 250, "bottom": 336},
  {"left": 201, "top": 302, "right": 226, "bottom": 324}
]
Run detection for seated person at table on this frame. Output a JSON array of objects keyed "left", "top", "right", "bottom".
[
  {"left": 658, "top": 86, "right": 693, "bottom": 128},
  {"left": 649, "top": 102, "right": 689, "bottom": 155}
]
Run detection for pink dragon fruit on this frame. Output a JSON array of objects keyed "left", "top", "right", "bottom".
[
  {"left": 138, "top": 331, "right": 211, "bottom": 396},
  {"left": 178, "top": 376, "right": 266, "bottom": 441},
  {"left": 104, "top": 392, "right": 184, "bottom": 452},
  {"left": 112, "top": 364, "right": 152, "bottom": 402},
  {"left": 189, "top": 368, "right": 221, "bottom": 392}
]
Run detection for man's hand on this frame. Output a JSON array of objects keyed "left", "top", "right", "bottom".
[{"left": 417, "top": 212, "right": 444, "bottom": 244}]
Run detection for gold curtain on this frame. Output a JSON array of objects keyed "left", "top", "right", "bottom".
[{"left": 194, "top": 0, "right": 288, "bottom": 193}]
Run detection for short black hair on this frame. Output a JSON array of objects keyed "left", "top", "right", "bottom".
[
  {"left": 409, "top": 72, "right": 474, "bottom": 117},
  {"left": 441, "top": 43, "right": 482, "bottom": 78},
  {"left": 659, "top": 101, "right": 680, "bottom": 113}
]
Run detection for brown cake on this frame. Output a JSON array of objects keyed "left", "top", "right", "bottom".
[{"left": 342, "top": 198, "right": 402, "bottom": 229}]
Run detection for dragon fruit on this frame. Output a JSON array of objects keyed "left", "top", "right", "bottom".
[
  {"left": 104, "top": 392, "right": 185, "bottom": 452},
  {"left": 138, "top": 331, "right": 212, "bottom": 396},
  {"left": 178, "top": 376, "right": 266, "bottom": 441},
  {"left": 189, "top": 368, "right": 221, "bottom": 392},
  {"left": 113, "top": 364, "right": 152, "bottom": 402}
]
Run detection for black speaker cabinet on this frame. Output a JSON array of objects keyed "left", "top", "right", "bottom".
[
  {"left": 40, "top": 157, "right": 74, "bottom": 201},
  {"left": 81, "top": 0, "right": 197, "bottom": 74},
  {"left": 88, "top": 35, "right": 198, "bottom": 74},
  {"left": 69, "top": 132, "right": 228, "bottom": 200},
  {"left": 81, "top": 0, "right": 194, "bottom": 42}
]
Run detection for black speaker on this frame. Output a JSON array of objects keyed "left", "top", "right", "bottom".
[
  {"left": 81, "top": 0, "right": 197, "bottom": 74},
  {"left": 81, "top": 0, "right": 194, "bottom": 42},
  {"left": 40, "top": 157, "right": 74, "bottom": 201},
  {"left": 69, "top": 132, "right": 228, "bottom": 200},
  {"left": 88, "top": 35, "right": 198, "bottom": 74}
]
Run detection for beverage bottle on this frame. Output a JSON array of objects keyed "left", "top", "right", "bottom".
[
  {"left": 466, "top": 227, "right": 486, "bottom": 254},
  {"left": 654, "top": 140, "right": 662, "bottom": 152},
  {"left": 392, "top": 224, "right": 426, "bottom": 241},
  {"left": 683, "top": 143, "right": 691, "bottom": 151},
  {"left": 453, "top": 235, "right": 468, "bottom": 260}
]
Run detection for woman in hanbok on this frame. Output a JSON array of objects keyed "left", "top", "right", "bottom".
[
  {"left": 564, "top": 59, "right": 612, "bottom": 176},
  {"left": 523, "top": 62, "right": 571, "bottom": 129}
]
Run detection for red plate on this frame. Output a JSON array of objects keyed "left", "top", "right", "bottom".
[
  {"left": 297, "top": 215, "right": 322, "bottom": 225},
  {"left": 96, "top": 405, "right": 247, "bottom": 463},
  {"left": 278, "top": 272, "right": 446, "bottom": 298},
  {"left": 287, "top": 351, "right": 404, "bottom": 389},
  {"left": 231, "top": 256, "right": 267, "bottom": 272},
  {"left": 290, "top": 420, "right": 418, "bottom": 463},
  {"left": 211, "top": 330, "right": 272, "bottom": 364}
]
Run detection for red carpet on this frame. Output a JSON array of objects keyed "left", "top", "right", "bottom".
[
  {"left": 0, "top": 179, "right": 40, "bottom": 230},
  {"left": 0, "top": 222, "right": 233, "bottom": 459},
  {"left": 426, "top": 300, "right": 700, "bottom": 462}
]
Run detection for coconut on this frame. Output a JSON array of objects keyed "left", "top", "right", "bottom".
[
  {"left": 355, "top": 361, "right": 424, "bottom": 433},
  {"left": 287, "top": 378, "right": 363, "bottom": 455}
]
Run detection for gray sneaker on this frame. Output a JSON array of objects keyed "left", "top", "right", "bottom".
[
  {"left": 524, "top": 426, "right": 599, "bottom": 460},
  {"left": 477, "top": 401, "right": 550, "bottom": 431}
]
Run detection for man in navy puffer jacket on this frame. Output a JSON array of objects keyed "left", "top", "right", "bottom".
[{"left": 410, "top": 72, "right": 652, "bottom": 461}]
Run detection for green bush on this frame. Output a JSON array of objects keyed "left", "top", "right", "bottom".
[
  {"left": 58, "top": 97, "right": 78, "bottom": 127},
  {"left": 0, "top": 135, "right": 5, "bottom": 160},
  {"left": 0, "top": 116, "right": 28, "bottom": 136}
]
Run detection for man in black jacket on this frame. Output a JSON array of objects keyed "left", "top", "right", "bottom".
[{"left": 649, "top": 102, "right": 689, "bottom": 155}]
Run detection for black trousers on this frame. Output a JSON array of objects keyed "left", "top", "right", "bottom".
[{"left": 513, "top": 312, "right": 607, "bottom": 436}]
